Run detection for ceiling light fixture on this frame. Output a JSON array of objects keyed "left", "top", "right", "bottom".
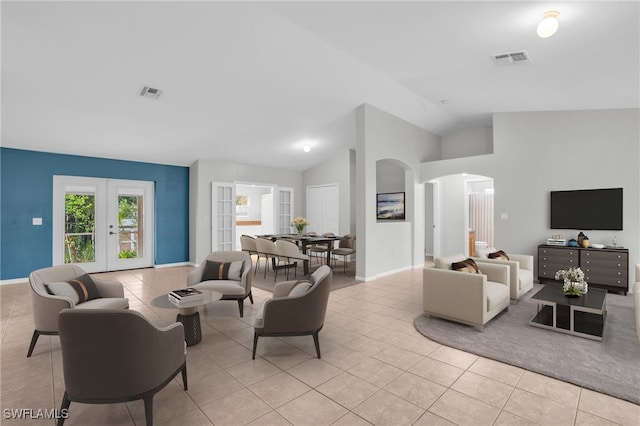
[
  {"left": 303, "top": 144, "right": 311, "bottom": 153},
  {"left": 537, "top": 11, "right": 560, "bottom": 38}
]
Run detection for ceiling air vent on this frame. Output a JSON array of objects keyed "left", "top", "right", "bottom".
[
  {"left": 492, "top": 51, "right": 530, "bottom": 65},
  {"left": 139, "top": 86, "right": 162, "bottom": 99}
]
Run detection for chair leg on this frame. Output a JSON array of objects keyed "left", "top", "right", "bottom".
[
  {"left": 57, "top": 392, "right": 71, "bottom": 426},
  {"left": 312, "top": 331, "right": 321, "bottom": 359},
  {"left": 27, "top": 330, "right": 41, "bottom": 358},
  {"left": 237, "top": 299, "right": 244, "bottom": 317},
  {"left": 181, "top": 363, "right": 188, "bottom": 390},
  {"left": 248, "top": 291, "right": 254, "bottom": 304},
  {"left": 143, "top": 394, "right": 154, "bottom": 426},
  {"left": 252, "top": 332, "right": 259, "bottom": 359}
]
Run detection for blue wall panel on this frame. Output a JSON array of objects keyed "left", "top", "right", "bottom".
[{"left": 0, "top": 148, "right": 189, "bottom": 280}]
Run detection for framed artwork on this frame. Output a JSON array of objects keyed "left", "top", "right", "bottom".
[{"left": 376, "top": 192, "right": 405, "bottom": 220}]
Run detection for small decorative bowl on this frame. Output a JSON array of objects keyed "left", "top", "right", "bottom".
[{"left": 591, "top": 243, "right": 605, "bottom": 249}]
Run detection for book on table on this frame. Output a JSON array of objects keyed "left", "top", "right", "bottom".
[{"left": 168, "top": 288, "right": 203, "bottom": 303}]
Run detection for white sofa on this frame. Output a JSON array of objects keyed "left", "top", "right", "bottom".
[
  {"left": 473, "top": 247, "right": 534, "bottom": 301},
  {"left": 423, "top": 254, "right": 510, "bottom": 330}
]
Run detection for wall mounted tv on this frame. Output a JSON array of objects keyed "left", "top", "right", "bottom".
[
  {"left": 376, "top": 192, "right": 405, "bottom": 220},
  {"left": 550, "top": 188, "right": 623, "bottom": 230}
]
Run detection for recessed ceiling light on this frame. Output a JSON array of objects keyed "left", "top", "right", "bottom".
[
  {"left": 537, "top": 11, "right": 560, "bottom": 38},
  {"left": 303, "top": 144, "right": 311, "bottom": 153},
  {"left": 441, "top": 100, "right": 449, "bottom": 104}
]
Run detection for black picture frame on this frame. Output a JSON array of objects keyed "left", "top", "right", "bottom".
[{"left": 376, "top": 192, "right": 405, "bottom": 220}]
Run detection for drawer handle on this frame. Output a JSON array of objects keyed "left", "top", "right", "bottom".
[
  {"left": 618, "top": 263, "right": 621, "bottom": 267},
  {"left": 618, "top": 272, "right": 621, "bottom": 276},
  {"left": 585, "top": 260, "right": 590, "bottom": 264}
]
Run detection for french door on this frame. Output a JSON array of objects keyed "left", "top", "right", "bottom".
[
  {"left": 53, "top": 176, "right": 154, "bottom": 272},
  {"left": 211, "top": 182, "right": 293, "bottom": 251}
]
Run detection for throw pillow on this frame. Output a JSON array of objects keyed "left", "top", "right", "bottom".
[
  {"left": 488, "top": 250, "right": 510, "bottom": 261},
  {"left": 288, "top": 280, "right": 313, "bottom": 297},
  {"left": 202, "top": 260, "right": 243, "bottom": 281},
  {"left": 45, "top": 274, "right": 100, "bottom": 304},
  {"left": 451, "top": 258, "right": 481, "bottom": 274}
]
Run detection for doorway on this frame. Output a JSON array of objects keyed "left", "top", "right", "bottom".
[{"left": 53, "top": 176, "right": 155, "bottom": 272}]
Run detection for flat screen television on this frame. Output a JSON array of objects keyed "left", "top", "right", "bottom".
[
  {"left": 550, "top": 188, "right": 623, "bottom": 230},
  {"left": 376, "top": 192, "right": 405, "bottom": 220}
]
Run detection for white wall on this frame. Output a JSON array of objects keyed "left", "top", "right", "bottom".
[
  {"left": 356, "top": 103, "right": 441, "bottom": 280},
  {"left": 440, "top": 125, "right": 493, "bottom": 160},
  {"left": 190, "top": 160, "right": 302, "bottom": 264},
  {"left": 301, "top": 149, "right": 354, "bottom": 236},
  {"left": 421, "top": 109, "right": 640, "bottom": 283}
]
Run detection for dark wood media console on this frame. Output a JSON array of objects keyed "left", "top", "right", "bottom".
[{"left": 538, "top": 244, "right": 629, "bottom": 295}]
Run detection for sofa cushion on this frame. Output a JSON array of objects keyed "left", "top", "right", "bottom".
[
  {"left": 191, "top": 280, "right": 245, "bottom": 295},
  {"left": 202, "top": 260, "right": 243, "bottom": 281},
  {"left": 45, "top": 274, "right": 100, "bottom": 304},
  {"left": 434, "top": 254, "right": 467, "bottom": 270},
  {"left": 486, "top": 281, "right": 509, "bottom": 311},
  {"left": 488, "top": 250, "right": 510, "bottom": 261},
  {"left": 452, "top": 258, "right": 481, "bottom": 274},
  {"left": 75, "top": 297, "right": 129, "bottom": 310}
]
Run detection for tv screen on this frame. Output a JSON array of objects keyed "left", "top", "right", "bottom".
[
  {"left": 550, "top": 188, "right": 622, "bottom": 230},
  {"left": 377, "top": 192, "right": 405, "bottom": 220}
]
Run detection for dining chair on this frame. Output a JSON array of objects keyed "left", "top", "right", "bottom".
[
  {"left": 308, "top": 232, "right": 335, "bottom": 265},
  {"left": 332, "top": 234, "right": 356, "bottom": 273}
]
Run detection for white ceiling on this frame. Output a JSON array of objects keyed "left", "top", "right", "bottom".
[{"left": 2, "top": 1, "right": 638, "bottom": 171}]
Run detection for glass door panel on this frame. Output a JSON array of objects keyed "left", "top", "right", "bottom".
[{"left": 64, "top": 193, "right": 96, "bottom": 264}]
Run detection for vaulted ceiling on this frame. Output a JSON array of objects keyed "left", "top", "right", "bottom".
[{"left": 2, "top": 1, "right": 638, "bottom": 171}]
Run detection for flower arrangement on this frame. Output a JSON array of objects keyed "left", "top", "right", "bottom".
[
  {"left": 555, "top": 267, "right": 588, "bottom": 297},
  {"left": 290, "top": 217, "right": 310, "bottom": 234}
]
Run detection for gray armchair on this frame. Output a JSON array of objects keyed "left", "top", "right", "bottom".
[
  {"left": 253, "top": 265, "right": 332, "bottom": 359},
  {"left": 57, "top": 309, "right": 187, "bottom": 426},
  {"left": 187, "top": 251, "right": 253, "bottom": 317},
  {"left": 27, "top": 264, "right": 129, "bottom": 357}
]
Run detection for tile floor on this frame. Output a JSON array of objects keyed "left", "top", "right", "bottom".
[{"left": 1, "top": 264, "right": 639, "bottom": 426}]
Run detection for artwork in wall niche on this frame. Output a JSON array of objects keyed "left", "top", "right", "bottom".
[{"left": 376, "top": 192, "right": 405, "bottom": 220}]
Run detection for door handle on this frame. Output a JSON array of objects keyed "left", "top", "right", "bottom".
[{"left": 109, "top": 231, "right": 116, "bottom": 235}]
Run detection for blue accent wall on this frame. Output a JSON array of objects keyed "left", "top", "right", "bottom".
[{"left": 0, "top": 148, "right": 189, "bottom": 280}]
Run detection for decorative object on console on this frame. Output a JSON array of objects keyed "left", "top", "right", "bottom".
[
  {"left": 291, "top": 217, "right": 310, "bottom": 235},
  {"left": 555, "top": 267, "right": 588, "bottom": 297},
  {"left": 578, "top": 232, "right": 590, "bottom": 248},
  {"left": 567, "top": 239, "right": 579, "bottom": 247}
]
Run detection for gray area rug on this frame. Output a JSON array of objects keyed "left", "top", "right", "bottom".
[{"left": 414, "top": 284, "right": 640, "bottom": 404}]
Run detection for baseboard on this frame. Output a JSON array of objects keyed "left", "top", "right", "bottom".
[
  {"left": 0, "top": 277, "right": 28, "bottom": 286},
  {"left": 154, "top": 262, "right": 193, "bottom": 268},
  {"left": 356, "top": 264, "right": 414, "bottom": 282}
]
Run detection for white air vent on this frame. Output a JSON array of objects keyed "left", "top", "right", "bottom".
[
  {"left": 492, "top": 51, "right": 530, "bottom": 65},
  {"left": 139, "top": 86, "right": 162, "bottom": 99}
]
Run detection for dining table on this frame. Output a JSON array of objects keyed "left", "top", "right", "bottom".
[{"left": 259, "top": 234, "right": 341, "bottom": 270}]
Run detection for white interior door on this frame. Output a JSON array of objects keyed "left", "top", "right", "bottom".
[
  {"left": 212, "top": 182, "right": 235, "bottom": 251},
  {"left": 306, "top": 184, "right": 339, "bottom": 235},
  {"left": 53, "top": 176, "right": 154, "bottom": 272},
  {"left": 277, "top": 187, "right": 294, "bottom": 234}
]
